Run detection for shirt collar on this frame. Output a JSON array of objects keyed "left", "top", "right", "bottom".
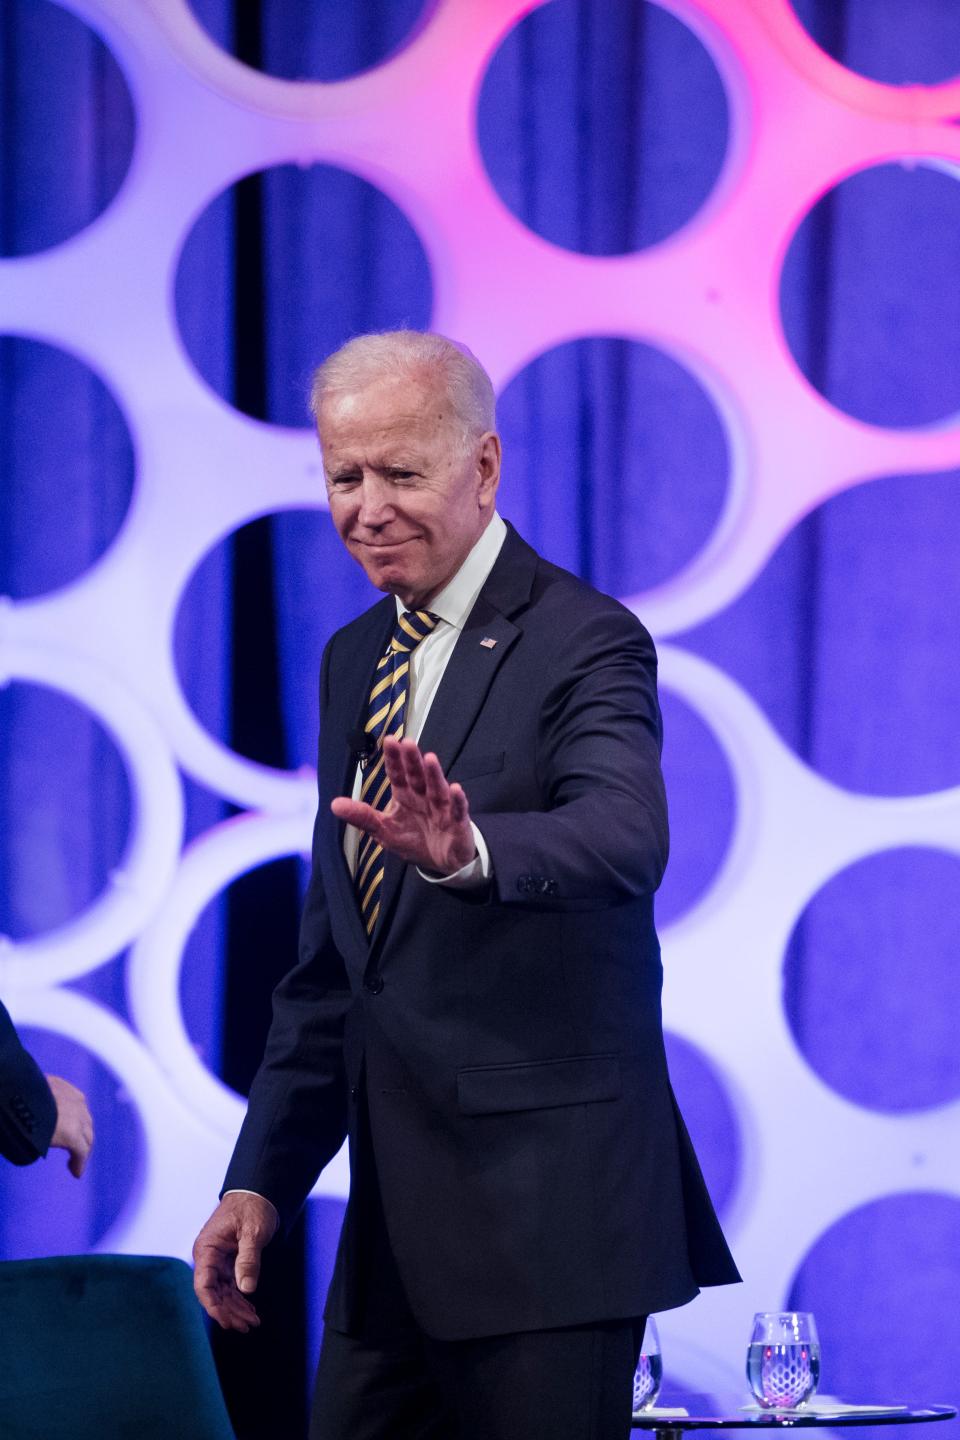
[{"left": 394, "top": 513, "right": 507, "bottom": 631}]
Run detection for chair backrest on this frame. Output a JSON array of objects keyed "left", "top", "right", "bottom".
[{"left": 0, "top": 1253, "right": 236, "bottom": 1440}]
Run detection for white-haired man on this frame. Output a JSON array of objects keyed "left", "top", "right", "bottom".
[{"left": 194, "top": 331, "right": 738, "bottom": 1440}]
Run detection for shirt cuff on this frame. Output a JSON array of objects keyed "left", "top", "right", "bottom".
[{"left": 417, "top": 823, "right": 492, "bottom": 890}]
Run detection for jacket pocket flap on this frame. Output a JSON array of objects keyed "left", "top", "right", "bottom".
[
  {"left": 451, "top": 751, "right": 505, "bottom": 782},
  {"left": 457, "top": 1055, "right": 621, "bottom": 1116}
]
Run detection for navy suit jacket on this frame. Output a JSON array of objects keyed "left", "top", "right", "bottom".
[
  {"left": 224, "top": 524, "right": 739, "bottom": 1340},
  {"left": 0, "top": 1000, "right": 57, "bottom": 1166}
]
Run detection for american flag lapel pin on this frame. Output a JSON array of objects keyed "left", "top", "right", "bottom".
[{"left": 480, "top": 636, "right": 497, "bottom": 649}]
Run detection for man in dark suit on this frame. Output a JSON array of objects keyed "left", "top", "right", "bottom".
[
  {"left": 194, "top": 331, "right": 739, "bottom": 1439},
  {"left": 0, "top": 999, "right": 94, "bottom": 1175}
]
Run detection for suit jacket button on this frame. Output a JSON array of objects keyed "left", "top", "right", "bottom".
[
  {"left": 516, "top": 875, "right": 530, "bottom": 894},
  {"left": 364, "top": 974, "right": 384, "bottom": 995}
]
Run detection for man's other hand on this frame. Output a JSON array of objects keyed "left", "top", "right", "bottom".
[
  {"left": 45, "top": 1074, "right": 94, "bottom": 1178},
  {"left": 331, "top": 736, "right": 477, "bottom": 875},
  {"left": 193, "top": 1192, "right": 279, "bottom": 1332}
]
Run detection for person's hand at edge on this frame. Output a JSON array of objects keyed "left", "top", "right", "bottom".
[
  {"left": 193, "top": 1192, "right": 279, "bottom": 1332},
  {"left": 331, "top": 736, "right": 477, "bottom": 875},
  {"left": 45, "top": 1074, "right": 94, "bottom": 1178}
]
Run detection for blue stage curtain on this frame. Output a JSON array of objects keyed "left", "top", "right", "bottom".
[{"left": 0, "top": 0, "right": 138, "bottom": 1258}]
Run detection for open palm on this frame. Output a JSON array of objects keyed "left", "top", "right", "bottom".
[{"left": 331, "top": 736, "right": 477, "bottom": 876}]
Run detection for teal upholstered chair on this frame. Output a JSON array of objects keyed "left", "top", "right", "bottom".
[{"left": 0, "top": 1254, "right": 235, "bottom": 1439}]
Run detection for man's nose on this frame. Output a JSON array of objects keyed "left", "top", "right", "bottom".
[{"left": 356, "top": 478, "right": 394, "bottom": 527}]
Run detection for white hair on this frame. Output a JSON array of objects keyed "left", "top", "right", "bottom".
[{"left": 308, "top": 330, "right": 496, "bottom": 445}]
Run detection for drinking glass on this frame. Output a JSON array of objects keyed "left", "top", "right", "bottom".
[
  {"left": 632, "top": 1316, "right": 663, "bottom": 1413},
  {"left": 746, "top": 1311, "right": 820, "bottom": 1409}
]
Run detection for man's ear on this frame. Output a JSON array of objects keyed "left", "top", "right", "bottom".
[{"left": 477, "top": 432, "right": 501, "bottom": 507}]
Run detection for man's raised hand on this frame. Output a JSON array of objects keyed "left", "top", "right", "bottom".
[{"left": 331, "top": 736, "right": 477, "bottom": 876}]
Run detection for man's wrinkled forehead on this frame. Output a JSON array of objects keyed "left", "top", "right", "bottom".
[{"left": 318, "top": 373, "right": 457, "bottom": 450}]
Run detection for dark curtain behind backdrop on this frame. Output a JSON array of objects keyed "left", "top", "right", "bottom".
[{"left": 3, "top": 2, "right": 960, "bottom": 1437}]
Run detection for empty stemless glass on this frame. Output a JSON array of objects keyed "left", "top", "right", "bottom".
[
  {"left": 747, "top": 1311, "right": 820, "bottom": 1409},
  {"left": 632, "top": 1316, "right": 663, "bottom": 1413}
]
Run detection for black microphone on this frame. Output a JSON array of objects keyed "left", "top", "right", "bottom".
[{"left": 347, "top": 728, "right": 377, "bottom": 768}]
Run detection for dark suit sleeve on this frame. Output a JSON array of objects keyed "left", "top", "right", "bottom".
[
  {"left": 222, "top": 640, "right": 352, "bottom": 1229},
  {"left": 477, "top": 605, "right": 669, "bottom": 909},
  {"left": 0, "top": 1001, "right": 58, "bottom": 1165}
]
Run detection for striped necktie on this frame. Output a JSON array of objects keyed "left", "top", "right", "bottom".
[{"left": 354, "top": 608, "right": 439, "bottom": 936}]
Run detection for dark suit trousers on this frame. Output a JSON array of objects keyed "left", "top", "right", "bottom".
[{"left": 309, "top": 1088, "right": 645, "bottom": 1440}]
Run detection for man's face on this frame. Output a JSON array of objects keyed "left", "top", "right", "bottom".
[{"left": 319, "top": 370, "right": 501, "bottom": 609}]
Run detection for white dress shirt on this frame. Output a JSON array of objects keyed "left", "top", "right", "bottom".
[{"left": 343, "top": 511, "right": 507, "bottom": 888}]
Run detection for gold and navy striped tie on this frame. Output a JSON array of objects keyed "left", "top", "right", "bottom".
[{"left": 354, "top": 609, "right": 439, "bottom": 936}]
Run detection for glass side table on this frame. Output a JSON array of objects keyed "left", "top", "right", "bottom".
[{"left": 631, "top": 1397, "right": 956, "bottom": 1440}]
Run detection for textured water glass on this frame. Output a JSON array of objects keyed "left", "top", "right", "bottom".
[
  {"left": 632, "top": 1316, "right": 663, "bottom": 1413},
  {"left": 747, "top": 1311, "right": 820, "bottom": 1409}
]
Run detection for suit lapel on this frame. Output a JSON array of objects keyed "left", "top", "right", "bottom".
[
  {"left": 420, "top": 523, "right": 538, "bottom": 774},
  {"left": 415, "top": 599, "right": 518, "bottom": 773}
]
